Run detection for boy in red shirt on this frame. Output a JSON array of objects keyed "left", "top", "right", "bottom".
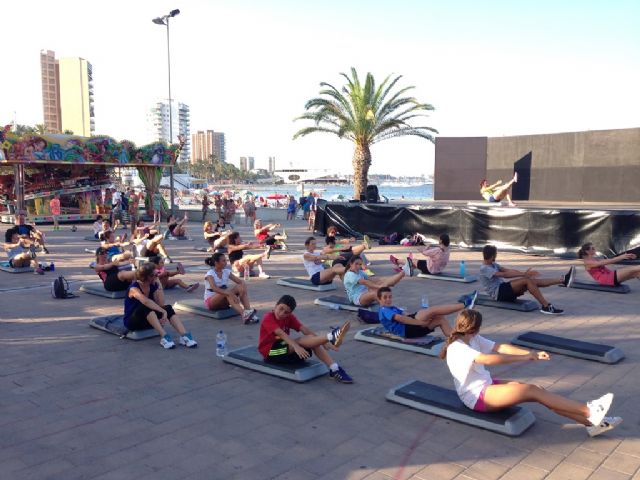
[{"left": 258, "top": 295, "right": 353, "bottom": 383}]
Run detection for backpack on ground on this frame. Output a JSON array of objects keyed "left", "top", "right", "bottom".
[
  {"left": 51, "top": 276, "right": 76, "bottom": 299},
  {"left": 379, "top": 232, "right": 400, "bottom": 246}
]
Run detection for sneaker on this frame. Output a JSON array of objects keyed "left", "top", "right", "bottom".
[
  {"left": 243, "top": 308, "right": 258, "bottom": 324},
  {"left": 461, "top": 290, "right": 478, "bottom": 309},
  {"left": 364, "top": 268, "right": 375, "bottom": 277},
  {"left": 587, "top": 416, "right": 622, "bottom": 437},
  {"left": 43, "top": 247, "right": 50, "bottom": 254},
  {"left": 329, "top": 320, "right": 351, "bottom": 347},
  {"left": 281, "top": 228, "right": 288, "bottom": 240},
  {"left": 179, "top": 332, "right": 198, "bottom": 348},
  {"left": 34, "top": 266, "right": 45, "bottom": 275},
  {"left": 540, "top": 303, "right": 563, "bottom": 315},
  {"left": 160, "top": 335, "right": 176, "bottom": 349},
  {"left": 329, "top": 366, "right": 354, "bottom": 384},
  {"left": 405, "top": 257, "right": 414, "bottom": 277},
  {"left": 258, "top": 273, "right": 271, "bottom": 279},
  {"left": 563, "top": 265, "right": 576, "bottom": 288},
  {"left": 186, "top": 282, "right": 200, "bottom": 293},
  {"left": 266, "top": 245, "right": 272, "bottom": 260},
  {"left": 363, "top": 235, "right": 372, "bottom": 250},
  {"left": 280, "top": 242, "right": 288, "bottom": 251},
  {"left": 176, "top": 262, "right": 186, "bottom": 275},
  {"left": 587, "top": 393, "right": 614, "bottom": 427},
  {"left": 389, "top": 255, "right": 400, "bottom": 267}
]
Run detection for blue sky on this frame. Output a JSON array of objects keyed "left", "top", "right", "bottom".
[{"left": 1, "top": 0, "right": 638, "bottom": 175}]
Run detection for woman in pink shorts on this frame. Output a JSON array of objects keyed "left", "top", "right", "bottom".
[
  {"left": 440, "top": 309, "right": 621, "bottom": 437},
  {"left": 578, "top": 242, "right": 640, "bottom": 286}
]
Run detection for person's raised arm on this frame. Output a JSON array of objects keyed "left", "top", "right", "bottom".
[
  {"left": 129, "top": 285, "right": 164, "bottom": 314},
  {"left": 489, "top": 180, "right": 503, "bottom": 189},
  {"left": 475, "top": 343, "right": 549, "bottom": 365},
  {"left": 584, "top": 253, "right": 636, "bottom": 268}
]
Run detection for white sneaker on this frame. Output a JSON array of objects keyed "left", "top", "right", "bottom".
[
  {"left": 587, "top": 416, "right": 622, "bottom": 437},
  {"left": 179, "top": 332, "right": 198, "bottom": 348},
  {"left": 160, "top": 335, "right": 176, "bottom": 349},
  {"left": 587, "top": 393, "right": 614, "bottom": 427},
  {"left": 402, "top": 259, "right": 412, "bottom": 277},
  {"left": 258, "top": 273, "right": 271, "bottom": 279}
]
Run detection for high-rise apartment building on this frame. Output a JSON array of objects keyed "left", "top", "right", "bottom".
[
  {"left": 191, "top": 130, "right": 226, "bottom": 164},
  {"left": 248, "top": 157, "right": 255, "bottom": 171},
  {"left": 239, "top": 156, "right": 248, "bottom": 171},
  {"left": 147, "top": 101, "right": 191, "bottom": 163},
  {"left": 40, "top": 50, "right": 95, "bottom": 136},
  {"left": 268, "top": 156, "right": 276, "bottom": 173},
  {"left": 239, "top": 156, "right": 254, "bottom": 171}
]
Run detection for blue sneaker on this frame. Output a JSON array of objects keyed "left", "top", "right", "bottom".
[
  {"left": 160, "top": 334, "right": 176, "bottom": 349},
  {"left": 329, "top": 366, "right": 353, "bottom": 384},
  {"left": 461, "top": 290, "right": 478, "bottom": 309}
]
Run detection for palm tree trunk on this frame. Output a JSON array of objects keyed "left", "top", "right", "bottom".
[{"left": 352, "top": 143, "right": 371, "bottom": 199}]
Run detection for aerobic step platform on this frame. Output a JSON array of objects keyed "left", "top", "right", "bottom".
[
  {"left": 355, "top": 327, "right": 444, "bottom": 356},
  {"left": 223, "top": 345, "right": 328, "bottom": 382},
  {"left": 0, "top": 261, "right": 34, "bottom": 273},
  {"left": 466, "top": 294, "right": 538, "bottom": 312},
  {"left": 512, "top": 331, "right": 624, "bottom": 364},
  {"left": 89, "top": 314, "right": 158, "bottom": 340},
  {"left": 314, "top": 295, "right": 378, "bottom": 312},
  {"left": 417, "top": 272, "right": 477, "bottom": 283},
  {"left": 173, "top": 299, "right": 238, "bottom": 319},
  {"left": 80, "top": 281, "right": 128, "bottom": 299},
  {"left": 277, "top": 277, "right": 336, "bottom": 292},
  {"left": 568, "top": 281, "right": 630, "bottom": 294},
  {"left": 386, "top": 380, "right": 535, "bottom": 436}
]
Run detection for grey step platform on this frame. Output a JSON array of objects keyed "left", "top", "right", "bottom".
[
  {"left": 417, "top": 272, "right": 477, "bottom": 283},
  {"left": 223, "top": 345, "right": 328, "bottom": 382},
  {"left": 464, "top": 293, "right": 538, "bottom": 311},
  {"left": 165, "top": 234, "right": 193, "bottom": 241},
  {"left": 84, "top": 236, "right": 100, "bottom": 242},
  {"left": 194, "top": 246, "right": 211, "bottom": 252},
  {"left": 314, "top": 295, "right": 378, "bottom": 312},
  {"left": 89, "top": 314, "right": 158, "bottom": 340},
  {"left": 0, "top": 261, "right": 34, "bottom": 273},
  {"left": 568, "top": 281, "right": 630, "bottom": 294},
  {"left": 512, "top": 331, "right": 625, "bottom": 364},
  {"left": 355, "top": 327, "right": 444, "bottom": 356},
  {"left": 80, "top": 281, "right": 128, "bottom": 299},
  {"left": 173, "top": 298, "right": 238, "bottom": 319},
  {"left": 386, "top": 380, "right": 536, "bottom": 436},
  {"left": 277, "top": 277, "right": 336, "bottom": 291}
]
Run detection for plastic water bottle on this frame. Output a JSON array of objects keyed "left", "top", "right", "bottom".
[
  {"left": 50, "top": 262, "right": 55, "bottom": 272},
  {"left": 216, "top": 330, "right": 227, "bottom": 357},
  {"left": 459, "top": 261, "right": 466, "bottom": 278},
  {"left": 243, "top": 266, "right": 250, "bottom": 281},
  {"left": 421, "top": 294, "right": 429, "bottom": 309}
]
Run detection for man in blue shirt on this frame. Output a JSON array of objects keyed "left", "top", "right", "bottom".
[{"left": 15, "top": 212, "right": 49, "bottom": 254}]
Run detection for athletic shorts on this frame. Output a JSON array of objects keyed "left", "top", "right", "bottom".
[
  {"left": 404, "top": 315, "right": 434, "bottom": 338},
  {"left": 264, "top": 340, "right": 311, "bottom": 364},
  {"left": 204, "top": 286, "right": 228, "bottom": 310},
  {"left": 496, "top": 282, "right": 518, "bottom": 302},
  {"left": 488, "top": 195, "right": 497, "bottom": 203},
  {"left": 126, "top": 304, "right": 175, "bottom": 331},
  {"left": 473, "top": 379, "right": 503, "bottom": 412},
  {"left": 310, "top": 271, "right": 332, "bottom": 286},
  {"left": 103, "top": 270, "right": 130, "bottom": 292},
  {"left": 416, "top": 260, "right": 431, "bottom": 275}
]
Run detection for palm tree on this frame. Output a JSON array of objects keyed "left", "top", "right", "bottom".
[{"left": 294, "top": 68, "right": 437, "bottom": 198}]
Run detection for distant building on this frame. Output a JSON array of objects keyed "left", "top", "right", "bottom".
[
  {"left": 191, "top": 130, "right": 226, "bottom": 164},
  {"left": 248, "top": 156, "right": 255, "bottom": 170},
  {"left": 268, "top": 156, "right": 276, "bottom": 173},
  {"left": 40, "top": 50, "right": 95, "bottom": 136},
  {"left": 239, "top": 156, "right": 248, "bottom": 171},
  {"left": 147, "top": 101, "right": 191, "bottom": 163}
]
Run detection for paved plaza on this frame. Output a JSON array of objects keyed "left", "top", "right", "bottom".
[{"left": 1, "top": 220, "right": 639, "bottom": 480}]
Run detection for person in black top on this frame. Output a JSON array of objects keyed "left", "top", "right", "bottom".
[{"left": 227, "top": 232, "right": 271, "bottom": 279}]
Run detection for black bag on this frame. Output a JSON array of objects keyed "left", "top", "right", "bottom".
[
  {"left": 51, "top": 276, "right": 76, "bottom": 299},
  {"left": 357, "top": 308, "right": 380, "bottom": 324}
]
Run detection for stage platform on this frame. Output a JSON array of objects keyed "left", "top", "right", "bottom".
[{"left": 315, "top": 199, "right": 640, "bottom": 256}]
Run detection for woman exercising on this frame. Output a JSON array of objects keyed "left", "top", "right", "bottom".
[
  {"left": 578, "top": 242, "right": 640, "bottom": 286},
  {"left": 480, "top": 173, "right": 517, "bottom": 207},
  {"left": 93, "top": 247, "right": 136, "bottom": 292}
]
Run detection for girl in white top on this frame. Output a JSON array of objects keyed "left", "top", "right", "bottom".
[
  {"left": 439, "top": 309, "right": 621, "bottom": 437},
  {"left": 204, "top": 252, "right": 257, "bottom": 324},
  {"left": 302, "top": 236, "right": 345, "bottom": 285}
]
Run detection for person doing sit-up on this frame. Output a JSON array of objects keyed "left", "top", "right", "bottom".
[
  {"left": 440, "top": 309, "right": 621, "bottom": 437},
  {"left": 203, "top": 252, "right": 258, "bottom": 324},
  {"left": 343, "top": 255, "right": 405, "bottom": 308},
  {"left": 14, "top": 212, "right": 49, "bottom": 253},
  {"left": 166, "top": 213, "right": 188, "bottom": 238},
  {"left": 93, "top": 247, "right": 136, "bottom": 292},
  {"left": 227, "top": 232, "right": 270, "bottom": 279},
  {"left": 149, "top": 256, "right": 199, "bottom": 292},
  {"left": 100, "top": 230, "right": 133, "bottom": 263},
  {"left": 480, "top": 173, "right": 517, "bottom": 207},
  {"left": 479, "top": 245, "right": 574, "bottom": 315},
  {"left": 303, "top": 236, "right": 345, "bottom": 285},
  {"left": 258, "top": 294, "right": 353, "bottom": 383},
  {"left": 391, "top": 233, "right": 451, "bottom": 277},
  {"left": 578, "top": 242, "right": 640, "bottom": 286},
  {"left": 377, "top": 286, "right": 478, "bottom": 339},
  {"left": 123, "top": 263, "right": 198, "bottom": 350},
  {"left": 254, "top": 219, "right": 288, "bottom": 252},
  {"left": 4, "top": 227, "right": 39, "bottom": 271}
]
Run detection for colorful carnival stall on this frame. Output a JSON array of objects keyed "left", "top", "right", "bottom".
[{"left": 0, "top": 127, "right": 182, "bottom": 224}]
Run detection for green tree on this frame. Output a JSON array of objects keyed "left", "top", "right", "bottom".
[{"left": 294, "top": 68, "right": 437, "bottom": 198}]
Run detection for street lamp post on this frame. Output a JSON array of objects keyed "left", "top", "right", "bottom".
[{"left": 152, "top": 8, "right": 180, "bottom": 216}]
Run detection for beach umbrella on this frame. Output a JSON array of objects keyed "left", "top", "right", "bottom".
[{"left": 267, "top": 194, "right": 287, "bottom": 200}]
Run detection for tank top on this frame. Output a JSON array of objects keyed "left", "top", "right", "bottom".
[
  {"left": 228, "top": 248, "right": 244, "bottom": 263},
  {"left": 123, "top": 280, "right": 159, "bottom": 327},
  {"left": 587, "top": 265, "right": 615, "bottom": 286},
  {"left": 7, "top": 244, "right": 26, "bottom": 260},
  {"left": 204, "top": 268, "right": 231, "bottom": 301},
  {"left": 303, "top": 251, "right": 324, "bottom": 277}
]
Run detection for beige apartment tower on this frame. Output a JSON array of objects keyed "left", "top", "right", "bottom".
[
  {"left": 40, "top": 50, "right": 95, "bottom": 136},
  {"left": 191, "top": 130, "right": 226, "bottom": 164}
]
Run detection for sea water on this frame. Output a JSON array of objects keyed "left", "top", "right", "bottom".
[{"left": 242, "top": 183, "right": 433, "bottom": 202}]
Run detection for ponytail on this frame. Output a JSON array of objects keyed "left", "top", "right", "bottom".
[{"left": 439, "top": 309, "right": 483, "bottom": 360}]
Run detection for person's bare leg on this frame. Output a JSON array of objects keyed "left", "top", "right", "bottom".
[
  {"left": 493, "top": 179, "right": 516, "bottom": 201},
  {"left": 351, "top": 244, "right": 366, "bottom": 255},
  {"left": 145, "top": 311, "right": 168, "bottom": 337},
  {"left": 509, "top": 278, "right": 550, "bottom": 306},
  {"left": 381, "top": 271, "right": 405, "bottom": 287},
  {"left": 117, "top": 271, "right": 136, "bottom": 282},
  {"left": 616, "top": 266, "right": 640, "bottom": 282},
  {"left": 233, "top": 283, "right": 251, "bottom": 309},
  {"left": 318, "top": 264, "right": 345, "bottom": 283},
  {"left": 358, "top": 290, "right": 379, "bottom": 307},
  {"left": 167, "top": 314, "right": 187, "bottom": 336}
]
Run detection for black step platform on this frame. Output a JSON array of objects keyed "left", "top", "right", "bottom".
[
  {"left": 466, "top": 294, "right": 538, "bottom": 312},
  {"left": 567, "top": 281, "right": 630, "bottom": 294},
  {"left": 277, "top": 277, "right": 336, "bottom": 292},
  {"left": 386, "top": 380, "right": 535, "bottom": 436},
  {"left": 511, "top": 331, "right": 624, "bottom": 364},
  {"left": 355, "top": 327, "right": 444, "bottom": 356}
]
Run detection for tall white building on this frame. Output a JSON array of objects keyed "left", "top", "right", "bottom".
[
  {"left": 147, "top": 101, "right": 191, "bottom": 163},
  {"left": 268, "top": 156, "right": 276, "bottom": 173}
]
